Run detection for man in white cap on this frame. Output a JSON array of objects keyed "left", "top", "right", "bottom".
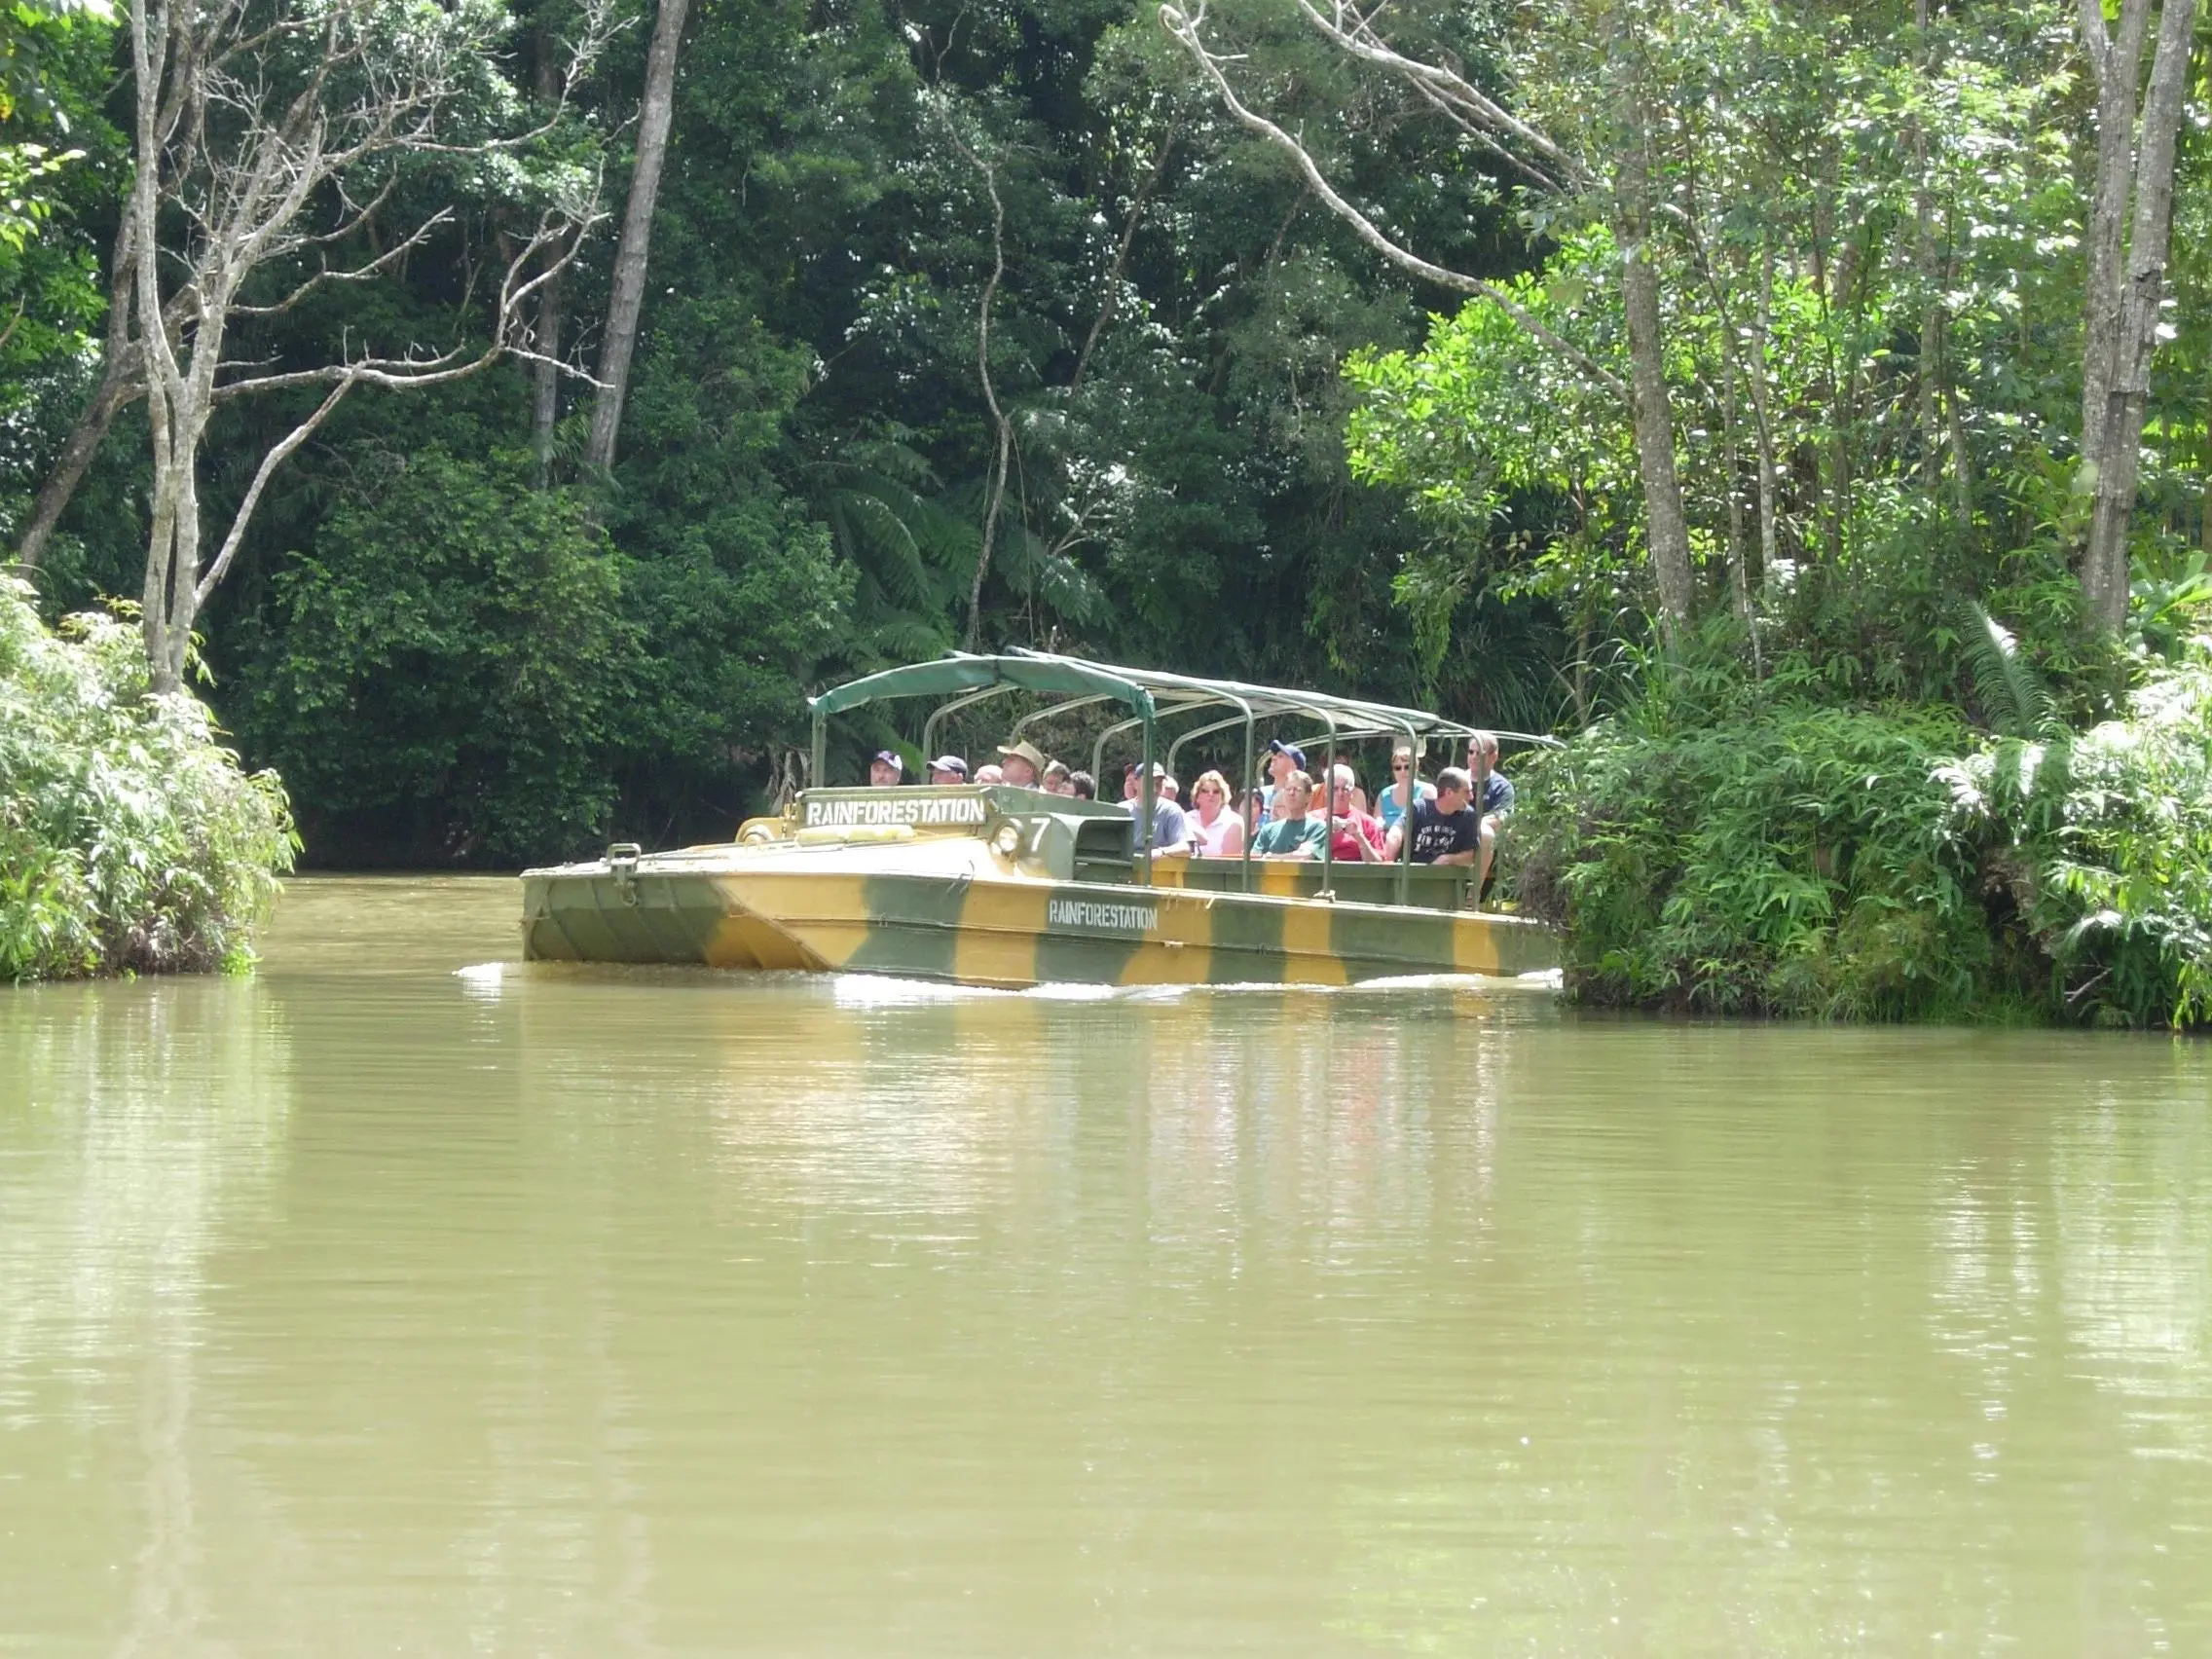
[
  {"left": 1250, "top": 738, "right": 1306, "bottom": 830},
  {"left": 927, "top": 755, "right": 969, "bottom": 786},
  {"left": 868, "top": 750, "right": 904, "bottom": 788},
  {"left": 996, "top": 739, "right": 1049, "bottom": 788}
]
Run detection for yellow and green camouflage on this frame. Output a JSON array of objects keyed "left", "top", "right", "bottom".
[{"left": 522, "top": 787, "right": 1555, "bottom": 987}]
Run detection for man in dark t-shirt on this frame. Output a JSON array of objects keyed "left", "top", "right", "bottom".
[{"left": 1384, "top": 767, "right": 1481, "bottom": 866}]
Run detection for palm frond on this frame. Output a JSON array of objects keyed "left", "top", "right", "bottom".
[{"left": 1961, "top": 602, "right": 2055, "bottom": 740}]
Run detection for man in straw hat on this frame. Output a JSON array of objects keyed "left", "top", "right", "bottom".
[{"left": 996, "top": 739, "right": 1049, "bottom": 788}]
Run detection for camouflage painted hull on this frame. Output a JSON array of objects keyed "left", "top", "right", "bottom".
[{"left": 522, "top": 835, "right": 1555, "bottom": 988}]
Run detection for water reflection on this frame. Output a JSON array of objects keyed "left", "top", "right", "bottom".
[
  {"left": 0, "top": 880, "right": 2207, "bottom": 1655},
  {"left": 0, "top": 977, "right": 291, "bottom": 1656}
]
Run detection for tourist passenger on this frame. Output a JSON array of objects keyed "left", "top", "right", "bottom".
[
  {"left": 1042, "top": 758, "right": 1074, "bottom": 795},
  {"left": 1469, "top": 732, "right": 1516, "bottom": 889},
  {"left": 868, "top": 750, "right": 904, "bottom": 788},
  {"left": 1161, "top": 774, "right": 1180, "bottom": 804},
  {"left": 1250, "top": 739, "right": 1306, "bottom": 830},
  {"left": 927, "top": 755, "right": 969, "bottom": 785},
  {"left": 1186, "top": 770, "right": 1244, "bottom": 858},
  {"left": 997, "top": 740, "right": 1049, "bottom": 788},
  {"left": 1383, "top": 766, "right": 1480, "bottom": 866},
  {"left": 1124, "top": 760, "right": 1191, "bottom": 853},
  {"left": 1068, "top": 769, "right": 1097, "bottom": 800},
  {"left": 1250, "top": 771, "right": 1326, "bottom": 860},
  {"left": 1322, "top": 763, "right": 1385, "bottom": 863},
  {"left": 1376, "top": 742, "right": 1435, "bottom": 833},
  {"left": 974, "top": 762, "right": 1005, "bottom": 786}
]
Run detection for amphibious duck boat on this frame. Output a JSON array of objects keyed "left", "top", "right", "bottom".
[{"left": 520, "top": 652, "right": 1557, "bottom": 988}]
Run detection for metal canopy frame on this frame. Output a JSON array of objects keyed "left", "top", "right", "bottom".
[{"left": 809, "top": 649, "right": 1558, "bottom": 891}]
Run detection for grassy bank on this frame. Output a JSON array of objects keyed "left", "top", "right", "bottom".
[
  {"left": 1508, "top": 645, "right": 2212, "bottom": 1029},
  {"left": 2, "top": 578, "right": 296, "bottom": 982}
]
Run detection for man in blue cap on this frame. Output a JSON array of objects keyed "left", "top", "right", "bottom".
[
  {"left": 868, "top": 750, "right": 904, "bottom": 788},
  {"left": 1250, "top": 738, "right": 1306, "bottom": 830}
]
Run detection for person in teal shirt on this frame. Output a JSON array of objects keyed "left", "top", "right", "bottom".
[
  {"left": 1250, "top": 772, "right": 1327, "bottom": 859},
  {"left": 1375, "top": 741, "right": 1435, "bottom": 832}
]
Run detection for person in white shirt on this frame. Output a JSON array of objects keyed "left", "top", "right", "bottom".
[{"left": 1185, "top": 770, "right": 1244, "bottom": 858}]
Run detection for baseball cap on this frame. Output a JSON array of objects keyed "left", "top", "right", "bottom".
[
  {"left": 872, "top": 750, "right": 903, "bottom": 773},
  {"left": 1268, "top": 739, "right": 1308, "bottom": 767},
  {"left": 928, "top": 755, "right": 968, "bottom": 777}
]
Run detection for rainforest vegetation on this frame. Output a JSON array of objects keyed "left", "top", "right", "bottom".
[{"left": 4, "top": 0, "right": 2212, "bottom": 1018}]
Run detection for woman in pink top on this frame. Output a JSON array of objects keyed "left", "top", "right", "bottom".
[{"left": 1186, "top": 770, "right": 1245, "bottom": 858}]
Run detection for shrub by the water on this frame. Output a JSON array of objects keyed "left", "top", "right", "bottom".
[
  {"left": 1941, "top": 651, "right": 2212, "bottom": 1029},
  {"left": 1509, "top": 686, "right": 1989, "bottom": 1020},
  {"left": 0, "top": 578, "right": 296, "bottom": 982},
  {"left": 1510, "top": 646, "right": 2212, "bottom": 1028}
]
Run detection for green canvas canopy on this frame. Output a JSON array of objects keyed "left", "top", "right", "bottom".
[
  {"left": 807, "top": 649, "right": 1556, "bottom": 894},
  {"left": 810, "top": 648, "right": 1554, "bottom": 746}
]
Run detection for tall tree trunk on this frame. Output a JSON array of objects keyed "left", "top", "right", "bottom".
[
  {"left": 1717, "top": 353, "right": 1758, "bottom": 668},
  {"left": 12, "top": 353, "right": 140, "bottom": 572},
  {"left": 1615, "top": 92, "right": 1694, "bottom": 638},
  {"left": 2081, "top": 0, "right": 2198, "bottom": 632},
  {"left": 534, "top": 269, "right": 563, "bottom": 490},
  {"left": 1912, "top": 0, "right": 1949, "bottom": 502},
  {"left": 1750, "top": 239, "right": 1781, "bottom": 596},
  {"left": 954, "top": 129, "right": 1012, "bottom": 651},
  {"left": 12, "top": 213, "right": 142, "bottom": 572},
  {"left": 532, "top": 38, "right": 564, "bottom": 490},
  {"left": 2079, "top": 0, "right": 2155, "bottom": 480},
  {"left": 584, "top": 0, "right": 690, "bottom": 472},
  {"left": 1825, "top": 230, "right": 1864, "bottom": 566}
]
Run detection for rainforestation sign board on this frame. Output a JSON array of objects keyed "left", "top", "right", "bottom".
[
  {"left": 1046, "top": 896, "right": 1159, "bottom": 937},
  {"left": 801, "top": 794, "right": 989, "bottom": 830}
]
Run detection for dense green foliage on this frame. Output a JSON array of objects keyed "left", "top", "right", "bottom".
[
  {"left": 5, "top": 0, "right": 2212, "bottom": 1020},
  {"left": 1512, "top": 673, "right": 1986, "bottom": 1021},
  {"left": 0, "top": 577, "right": 294, "bottom": 980},
  {"left": 1943, "top": 650, "right": 2212, "bottom": 1027},
  {"left": 7, "top": 0, "right": 1533, "bottom": 857},
  {"left": 1510, "top": 632, "right": 2212, "bottom": 1029}
]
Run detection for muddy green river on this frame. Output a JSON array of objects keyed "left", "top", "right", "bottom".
[{"left": 3, "top": 877, "right": 2210, "bottom": 1655}]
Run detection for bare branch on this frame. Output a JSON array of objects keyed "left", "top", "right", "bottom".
[
  {"left": 1293, "top": 0, "right": 1586, "bottom": 188},
  {"left": 194, "top": 374, "right": 356, "bottom": 606},
  {"left": 1160, "top": 3, "right": 1628, "bottom": 401},
  {"left": 230, "top": 204, "right": 447, "bottom": 316}
]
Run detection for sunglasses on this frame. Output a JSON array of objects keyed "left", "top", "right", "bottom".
[{"left": 1392, "top": 761, "right": 1411, "bottom": 772}]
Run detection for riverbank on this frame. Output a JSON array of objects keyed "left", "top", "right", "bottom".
[
  {"left": 1, "top": 578, "right": 296, "bottom": 983},
  {"left": 1507, "top": 643, "right": 2212, "bottom": 1029}
]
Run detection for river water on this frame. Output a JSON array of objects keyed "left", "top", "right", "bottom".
[{"left": 3, "top": 877, "right": 2209, "bottom": 1655}]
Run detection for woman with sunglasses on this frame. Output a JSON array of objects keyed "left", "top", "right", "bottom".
[
  {"left": 1376, "top": 743, "right": 1436, "bottom": 834},
  {"left": 1185, "top": 770, "right": 1245, "bottom": 858}
]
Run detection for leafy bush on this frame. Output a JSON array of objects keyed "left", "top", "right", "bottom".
[
  {"left": 1941, "top": 650, "right": 2212, "bottom": 1029},
  {"left": 234, "top": 447, "right": 637, "bottom": 865},
  {"left": 0, "top": 576, "right": 295, "bottom": 981},
  {"left": 1509, "top": 673, "right": 1993, "bottom": 1020}
]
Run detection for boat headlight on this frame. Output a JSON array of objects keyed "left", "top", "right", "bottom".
[{"left": 993, "top": 823, "right": 1021, "bottom": 857}]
